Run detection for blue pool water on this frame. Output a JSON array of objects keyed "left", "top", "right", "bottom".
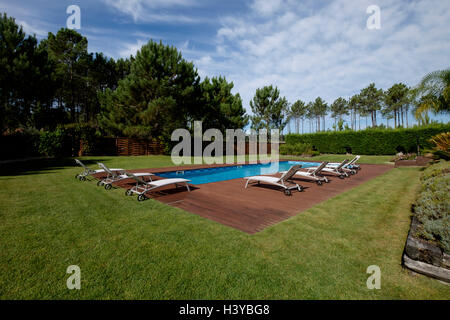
[{"left": 157, "top": 161, "right": 318, "bottom": 185}]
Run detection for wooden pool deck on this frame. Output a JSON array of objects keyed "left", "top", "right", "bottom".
[{"left": 108, "top": 163, "right": 393, "bottom": 234}]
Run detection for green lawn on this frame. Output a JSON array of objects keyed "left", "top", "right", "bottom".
[{"left": 0, "top": 156, "right": 448, "bottom": 299}]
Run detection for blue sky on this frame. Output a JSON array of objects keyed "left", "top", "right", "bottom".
[{"left": 2, "top": 0, "right": 450, "bottom": 130}]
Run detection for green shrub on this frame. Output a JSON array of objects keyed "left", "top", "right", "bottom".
[
  {"left": 62, "top": 123, "right": 99, "bottom": 156},
  {"left": 285, "top": 124, "right": 450, "bottom": 155},
  {"left": 414, "top": 161, "right": 450, "bottom": 253},
  {"left": 38, "top": 124, "right": 100, "bottom": 157},
  {"left": 39, "top": 129, "right": 65, "bottom": 157},
  {"left": 280, "top": 142, "right": 315, "bottom": 156},
  {"left": 420, "top": 160, "right": 450, "bottom": 181}
]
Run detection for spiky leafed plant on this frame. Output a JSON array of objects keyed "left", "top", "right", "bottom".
[
  {"left": 413, "top": 69, "right": 450, "bottom": 122},
  {"left": 429, "top": 132, "right": 450, "bottom": 159}
]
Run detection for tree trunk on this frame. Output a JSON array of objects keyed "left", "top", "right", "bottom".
[
  {"left": 394, "top": 110, "right": 397, "bottom": 128},
  {"left": 358, "top": 113, "right": 360, "bottom": 130},
  {"left": 406, "top": 107, "right": 409, "bottom": 128}
]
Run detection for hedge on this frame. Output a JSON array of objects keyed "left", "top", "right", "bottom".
[
  {"left": 285, "top": 124, "right": 450, "bottom": 155},
  {"left": 279, "top": 142, "right": 318, "bottom": 156}
]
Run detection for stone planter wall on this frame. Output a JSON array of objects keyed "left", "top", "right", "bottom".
[{"left": 402, "top": 217, "right": 450, "bottom": 283}]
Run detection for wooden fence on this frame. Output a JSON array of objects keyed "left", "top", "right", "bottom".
[
  {"left": 81, "top": 137, "right": 282, "bottom": 157},
  {"left": 115, "top": 138, "right": 165, "bottom": 156}
]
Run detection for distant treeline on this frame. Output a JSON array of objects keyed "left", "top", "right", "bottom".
[
  {"left": 0, "top": 13, "right": 247, "bottom": 145},
  {"left": 1, "top": 11, "right": 448, "bottom": 158}
]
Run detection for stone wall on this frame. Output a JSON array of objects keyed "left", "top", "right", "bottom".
[{"left": 403, "top": 217, "right": 450, "bottom": 283}]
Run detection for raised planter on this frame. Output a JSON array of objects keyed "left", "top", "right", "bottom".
[
  {"left": 402, "top": 217, "right": 450, "bottom": 283},
  {"left": 395, "top": 156, "right": 431, "bottom": 167}
]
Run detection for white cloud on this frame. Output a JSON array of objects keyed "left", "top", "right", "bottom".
[
  {"left": 102, "top": 0, "right": 204, "bottom": 23},
  {"left": 250, "top": 0, "right": 283, "bottom": 17},
  {"left": 17, "top": 19, "right": 47, "bottom": 37},
  {"left": 194, "top": 0, "right": 450, "bottom": 114},
  {"left": 118, "top": 39, "right": 146, "bottom": 58}
]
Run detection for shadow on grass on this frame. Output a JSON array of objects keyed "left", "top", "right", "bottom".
[{"left": 0, "top": 157, "right": 109, "bottom": 177}]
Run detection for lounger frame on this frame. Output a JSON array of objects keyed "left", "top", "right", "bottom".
[
  {"left": 328, "top": 156, "right": 361, "bottom": 172},
  {"left": 307, "top": 160, "right": 349, "bottom": 178},
  {"left": 74, "top": 159, "right": 123, "bottom": 181},
  {"left": 97, "top": 163, "right": 153, "bottom": 190},
  {"left": 281, "top": 162, "right": 329, "bottom": 185},
  {"left": 124, "top": 172, "right": 191, "bottom": 201},
  {"left": 244, "top": 164, "right": 303, "bottom": 195}
]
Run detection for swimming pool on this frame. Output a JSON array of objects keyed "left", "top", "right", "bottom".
[{"left": 157, "top": 161, "right": 318, "bottom": 185}]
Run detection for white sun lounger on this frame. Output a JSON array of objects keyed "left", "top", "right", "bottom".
[
  {"left": 328, "top": 155, "right": 361, "bottom": 171},
  {"left": 281, "top": 161, "right": 330, "bottom": 185},
  {"left": 124, "top": 172, "right": 191, "bottom": 201},
  {"left": 97, "top": 162, "right": 154, "bottom": 190},
  {"left": 74, "top": 159, "right": 123, "bottom": 181},
  {"left": 244, "top": 164, "right": 303, "bottom": 196},
  {"left": 305, "top": 159, "right": 349, "bottom": 179},
  {"left": 323, "top": 158, "right": 356, "bottom": 175}
]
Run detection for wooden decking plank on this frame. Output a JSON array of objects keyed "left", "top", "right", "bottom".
[{"left": 96, "top": 163, "right": 392, "bottom": 234}]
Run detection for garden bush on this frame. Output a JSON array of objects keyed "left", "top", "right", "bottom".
[
  {"left": 62, "top": 123, "right": 99, "bottom": 156},
  {"left": 38, "top": 124, "right": 100, "bottom": 158},
  {"left": 414, "top": 161, "right": 450, "bottom": 253},
  {"left": 280, "top": 142, "right": 317, "bottom": 156},
  {"left": 285, "top": 124, "right": 450, "bottom": 155},
  {"left": 420, "top": 160, "right": 450, "bottom": 181},
  {"left": 38, "top": 129, "right": 65, "bottom": 157}
]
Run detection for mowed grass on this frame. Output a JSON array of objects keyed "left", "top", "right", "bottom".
[{"left": 0, "top": 156, "right": 448, "bottom": 299}]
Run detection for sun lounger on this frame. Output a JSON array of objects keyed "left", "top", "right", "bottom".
[
  {"left": 324, "top": 158, "right": 357, "bottom": 175},
  {"left": 281, "top": 161, "right": 330, "bottom": 185},
  {"left": 124, "top": 172, "right": 191, "bottom": 201},
  {"left": 244, "top": 164, "right": 303, "bottom": 195},
  {"left": 74, "top": 159, "right": 123, "bottom": 181},
  {"left": 97, "top": 162, "right": 154, "bottom": 190},
  {"left": 328, "top": 155, "right": 361, "bottom": 171},
  {"left": 305, "top": 160, "right": 349, "bottom": 179}
]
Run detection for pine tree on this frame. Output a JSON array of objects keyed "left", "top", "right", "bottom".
[
  {"left": 199, "top": 76, "right": 248, "bottom": 132},
  {"left": 383, "top": 83, "right": 409, "bottom": 128},
  {"left": 0, "top": 13, "right": 54, "bottom": 131},
  {"left": 99, "top": 40, "right": 201, "bottom": 141},
  {"left": 250, "top": 85, "right": 288, "bottom": 132},
  {"left": 330, "top": 97, "right": 348, "bottom": 131},
  {"left": 40, "top": 28, "right": 89, "bottom": 123},
  {"left": 359, "top": 83, "right": 384, "bottom": 127}
]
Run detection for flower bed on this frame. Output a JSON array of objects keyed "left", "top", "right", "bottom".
[{"left": 403, "top": 161, "right": 450, "bottom": 282}]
